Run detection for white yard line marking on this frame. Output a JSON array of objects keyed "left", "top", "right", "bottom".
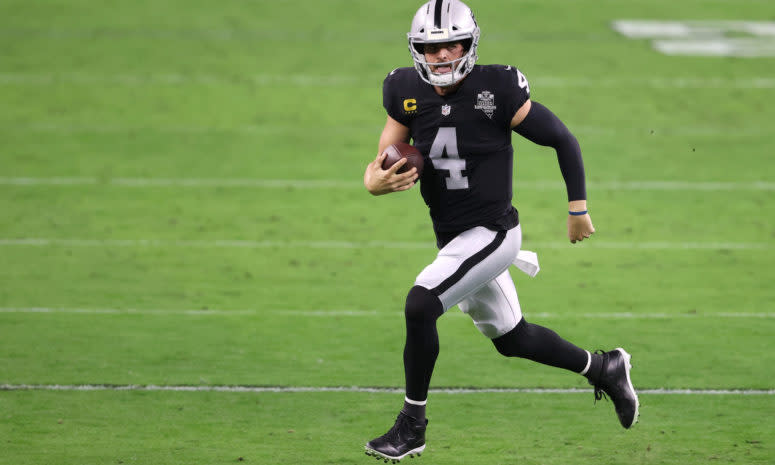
[
  {"left": 0, "top": 238, "right": 437, "bottom": 249},
  {"left": 584, "top": 181, "right": 775, "bottom": 191},
  {"left": 0, "top": 307, "right": 260, "bottom": 316},
  {"left": 0, "top": 123, "right": 369, "bottom": 134},
  {"left": 0, "top": 177, "right": 363, "bottom": 188},
  {"left": 0, "top": 238, "right": 771, "bottom": 250},
  {"left": 532, "top": 312, "right": 775, "bottom": 319},
  {"left": 0, "top": 307, "right": 383, "bottom": 316},
  {"left": 0, "top": 73, "right": 360, "bottom": 86},
  {"left": 0, "top": 307, "right": 772, "bottom": 319},
  {"left": 1, "top": 177, "right": 773, "bottom": 191},
  {"left": 0, "top": 384, "right": 772, "bottom": 395}
]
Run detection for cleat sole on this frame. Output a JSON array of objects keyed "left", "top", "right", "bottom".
[
  {"left": 615, "top": 348, "right": 640, "bottom": 428},
  {"left": 364, "top": 444, "right": 426, "bottom": 463}
]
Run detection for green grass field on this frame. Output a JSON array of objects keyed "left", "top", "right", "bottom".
[{"left": 1, "top": 0, "right": 774, "bottom": 464}]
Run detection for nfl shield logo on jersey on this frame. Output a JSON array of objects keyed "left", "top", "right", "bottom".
[
  {"left": 474, "top": 91, "right": 496, "bottom": 119},
  {"left": 441, "top": 104, "right": 451, "bottom": 116}
]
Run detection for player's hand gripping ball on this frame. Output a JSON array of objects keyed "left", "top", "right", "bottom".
[{"left": 381, "top": 142, "right": 424, "bottom": 177}]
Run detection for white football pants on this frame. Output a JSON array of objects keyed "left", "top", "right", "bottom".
[{"left": 414, "top": 225, "right": 523, "bottom": 339}]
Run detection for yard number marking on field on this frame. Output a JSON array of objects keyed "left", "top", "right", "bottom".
[{"left": 613, "top": 20, "right": 775, "bottom": 57}]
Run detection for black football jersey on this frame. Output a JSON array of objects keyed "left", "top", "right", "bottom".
[{"left": 383, "top": 64, "right": 530, "bottom": 236}]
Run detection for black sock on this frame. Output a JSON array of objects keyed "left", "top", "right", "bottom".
[
  {"left": 401, "top": 399, "right": 426, "bottom": 423},
  {"left": 403, "top": 286, "right": 444, "bottom": 408},
  {"left": 492, "top": 318, "right": 589, "bottom": 372}
]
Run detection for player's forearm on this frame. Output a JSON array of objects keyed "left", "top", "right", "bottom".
[
  {"left": 554, "top": 133, "right": 586, "bottom": 202},
  {"left": 513, "top": 101, "right": 586, "bottom": 201}
]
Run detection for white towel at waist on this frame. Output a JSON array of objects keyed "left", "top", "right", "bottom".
[{"left": 513, "top": 250, "right": 540, "bottom": 277}]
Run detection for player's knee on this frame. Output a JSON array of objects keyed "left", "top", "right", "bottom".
[
  {"left": 404, "top": 285, "right": 444, "bottom": 322},
  {"left": 492, "top": 318, "right": 528, "bottom": 357}
]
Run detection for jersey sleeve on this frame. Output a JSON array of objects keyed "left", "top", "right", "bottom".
[
  {"left": 382, "top": 69, "right": 412, "bottom": 127},
  {"left": 503, "top": 66, "right": 531, "bottom": 120}
]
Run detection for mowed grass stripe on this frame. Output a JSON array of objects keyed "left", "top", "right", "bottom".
[
  {"left": 1, "top": 384, "right": 773, "bottom": 395},
  {"left": 1, "top": 177, "right": 774, "bottom": 190},
  {"left": 1, "top": 307, "right": 773, "bottom": 319},
  {"left": 0, "top": 238, "right": 770, "bottom": 250},
  {"left": 2, "top": 72, "right": 775, "bottom": 89},
  {"left": 1, "top": 390, "right": 772, "bottom": 465},
  {"left": 1, "top": 123, "right": 772, "bottom": 136},
  {"left": 2, "top": 309, "right": 770, "bottom": 388}
]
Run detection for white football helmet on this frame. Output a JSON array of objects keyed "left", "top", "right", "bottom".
[{"left": 407, "top": 0, "right": 480, "bottom": 87}]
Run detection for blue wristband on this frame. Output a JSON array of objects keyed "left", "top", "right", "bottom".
[{"left": 569, "top": 210, "right": 588, "bottom": 216}]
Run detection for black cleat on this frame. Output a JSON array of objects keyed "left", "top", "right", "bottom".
[
  {"left": 365, "top": 412, "right": 427, "bottom": 462},
  {"left": 592, "top": 348, "right": 640, "bottom": 428}
]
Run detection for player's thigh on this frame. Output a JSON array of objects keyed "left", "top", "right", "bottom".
[
  {"left": 415, "top": 225, "right": 520, "bottom": 310},
  {"left": 458, "top": 270, "right": 522, "bottom": 339}
]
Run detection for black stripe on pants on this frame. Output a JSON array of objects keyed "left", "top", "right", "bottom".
[{"left": 430, "top": 230, "right": 507, "bottom": 297}]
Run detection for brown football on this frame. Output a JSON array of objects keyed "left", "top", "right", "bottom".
[{"left": 382, "top": 142, "right": 424, "bottom": 177}]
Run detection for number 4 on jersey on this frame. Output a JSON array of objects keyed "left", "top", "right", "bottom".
[
  {"left": 429, "top": 127, "right": 468, "bottom": 190},
  {"left": 517, "top": 69, "right": 529, "bottom": 94},
  {"left": 506, "top": 66, "right": 530, "bottom": 95}
]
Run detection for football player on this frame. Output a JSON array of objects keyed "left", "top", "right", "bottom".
[{"left": 363, "top": 0, "right": 639, "bottom": 462}]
